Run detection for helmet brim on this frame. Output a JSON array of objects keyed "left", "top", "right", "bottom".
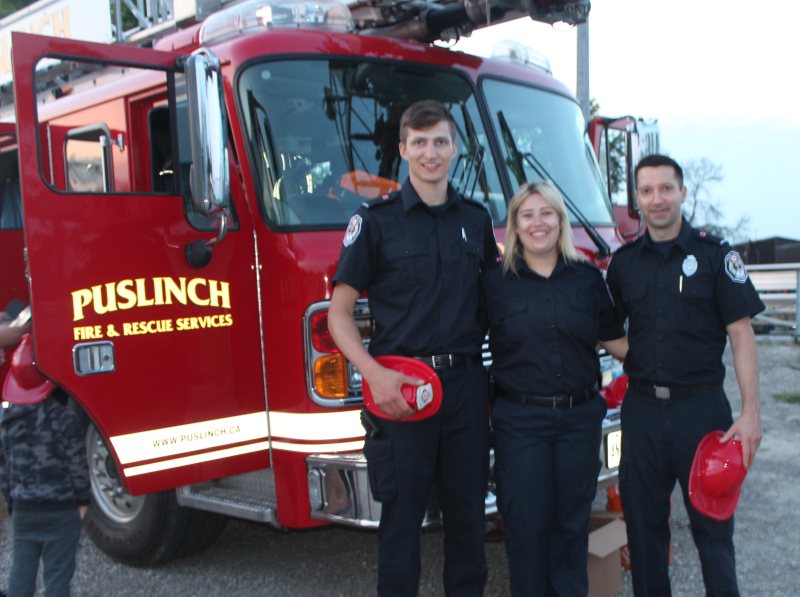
[{"left": 363, "top": 356, "right": 442, "bottom": 422}]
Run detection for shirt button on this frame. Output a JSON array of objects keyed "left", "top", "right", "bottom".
[{"left": 556, "top": 373, "right": 561, "bottom": 378}]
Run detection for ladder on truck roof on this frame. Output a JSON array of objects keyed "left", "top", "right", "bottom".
[
  {"left": 106, "top": 0, "right": 592, "bottom": 45},
  {"left": 0, "top": 0, "right": 590, "bottom": 117}
]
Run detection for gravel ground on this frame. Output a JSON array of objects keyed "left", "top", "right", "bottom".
[{"left": 1, "top": 337, "right": 798, "bottom": 596}]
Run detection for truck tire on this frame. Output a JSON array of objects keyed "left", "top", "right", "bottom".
[{"left": 83, "top": 423, "right": 227, "bottom": 566}]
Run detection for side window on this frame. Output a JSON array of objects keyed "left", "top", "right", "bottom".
[
  {"left": 0, "top": 146, "right": 22, "bottom": 230},
  {"left": 65, "top": 125, "right": 114, "bottom": 192},
  {"left": 148, "top": 102, "right": 235, "bottom": 232}
]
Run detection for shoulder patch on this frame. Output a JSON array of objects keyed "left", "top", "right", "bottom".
[
  {"left": 343, "top": 214, "right": 363, "bottom": 247},
  {"left": 723, "top": 250, "right": 748, "bottom": 284}
]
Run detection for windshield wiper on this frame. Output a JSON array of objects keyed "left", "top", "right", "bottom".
[
  {"left": 496, "top": 110, "right": 610, "bottom": 258},
  {"left": 453, "top": 105, "right": 488, "bottom": 204}
]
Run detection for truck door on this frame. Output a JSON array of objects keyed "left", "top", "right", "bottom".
[
  {"left": 0, "top": 123, "right": 26, "bottom": 382},
  {"left": 11, "top": 32, "right": 269, "bottom": 495}
]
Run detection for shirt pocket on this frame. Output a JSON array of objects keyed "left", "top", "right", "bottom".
[
  {"left": 383, "top": 242, "right": 434, "bottom": 288},
  {"left": 455, "top": 240, "right": 483, "bottom": 288},
  {"left": 567, "top": 294, "right": 599, "bottom": 340},
  {"left": 679, "top": 274, "right": 714, "bottom": 326},
  {"left": 492, "top": 297, "right": 527, "bottom": 344}
]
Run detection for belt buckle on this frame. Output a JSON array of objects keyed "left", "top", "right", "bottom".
[
  {"left": 654, "top": 385, "right": 671, "bottom": 399},
  {"left": 430, "top": 354, "right": 451, "bottom": 369}
]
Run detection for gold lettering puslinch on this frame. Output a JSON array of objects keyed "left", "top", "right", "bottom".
[{"left": 71, "top": 277, "right": 231, "bottom": 322}]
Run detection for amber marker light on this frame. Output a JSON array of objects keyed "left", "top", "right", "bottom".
[{"left": 313, "top": 353, "right": 348, "bottom": 398}]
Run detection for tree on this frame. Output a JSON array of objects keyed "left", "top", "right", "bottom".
[{"left": 682, "top": 158, "right": 752, "bottom": 243}]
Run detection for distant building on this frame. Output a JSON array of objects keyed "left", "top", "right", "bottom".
[{"left": 734, "top": 237, "right": 800, "bottom": 265}]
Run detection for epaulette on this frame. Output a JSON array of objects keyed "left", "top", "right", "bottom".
[
  {"left": 695, "top": 229, "right": 727, "bottom": 246},
  {"left": 574, "top": 258, "right": 602, "bottom": 275},
  {"left": 462, "top": 196, "right": 490, "bottom": 212},
  {"left": 612, "top": 237, "right": 641, "bottom": 254},
  {"left": 362, "top": 191, "right": 400, "bottom": 209}
]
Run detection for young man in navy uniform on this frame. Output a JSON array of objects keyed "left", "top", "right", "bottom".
[
  {"left": 606, "top": 154, "right": 764, "bottom": 596},
  {"left": 329, "top": 100, "right": 499, "bottom": 596}
]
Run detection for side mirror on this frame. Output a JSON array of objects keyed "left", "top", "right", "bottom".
[
  {"left": 185, "top": 48, "right": 230, "bottom": 245},
  {"left": 587, "top": 116, "right": 659, "bottom": 239}
]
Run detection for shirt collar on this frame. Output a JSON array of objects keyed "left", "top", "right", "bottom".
[
  {"left": 400, "top": 178, "right": 460, "bottom": 212},
  {"left": 642, "top": 218, "right": 694, "bottom": 256},
  {"left": 513, "top": 253, "right": 573, "bottom": 279}
]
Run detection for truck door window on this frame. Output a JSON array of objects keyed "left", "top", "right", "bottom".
[
  {"left": 238, "top": 59, "right": 505, "bottom": 230},
  {"left": 482, "top": 78, "right": 614, "bottom": 226},
  {"left": 29, "top": 56, "right": 231, "bottom": 233},
  {"left": 65, "top": 125, "right": 113, "bottom": 192},
  {"left": 148, "top": 99, "right": 236, "bottom": 232},
  {"left": 0, "top": 145, "right": 21, "bottom": 230}
]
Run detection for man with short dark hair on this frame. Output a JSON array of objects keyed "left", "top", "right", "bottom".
[
  {"left": 329, "top": 99, "right": 498, "bottom": 595},
  {"left": 606, "top": 153, "right": 764, "bottom": 596}
]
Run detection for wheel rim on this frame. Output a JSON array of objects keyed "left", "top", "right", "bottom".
[{"left": 86, "top": 424, "right": 145, "bottom": 523}]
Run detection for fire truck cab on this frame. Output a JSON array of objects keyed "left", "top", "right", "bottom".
[{"left": 0, "top": 0, "right": 647, "bottom": 564}]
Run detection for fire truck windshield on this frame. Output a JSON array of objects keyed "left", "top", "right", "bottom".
[
  {"left": 237, "top": 59, "right": 612, "bottom": 231},
  {"left": 238, "top": 59, "right": 507, "bottom": 229},
  {"left": 482, "top": 77, "right": 614, "bottom": 227}
]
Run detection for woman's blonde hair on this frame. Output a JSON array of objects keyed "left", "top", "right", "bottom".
[{"left": 502, "top": 181, "right": 578, "bottom": 275}]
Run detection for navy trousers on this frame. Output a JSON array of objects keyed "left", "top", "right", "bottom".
[
  {"left": 364, "top": 363, "right": 489, "bottom": 597},
  {"left": 492, "top": 392, "right": 606, "bottom": 597},
  {"left": 9, "top": 507, "right": 82, "bottom": 597},
  {"left": 620, "top": 386, "right": 739, "bottom": 597}
]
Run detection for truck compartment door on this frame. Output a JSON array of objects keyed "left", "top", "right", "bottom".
[{"left": 11, "top": 32, "right": 269, "bottom": 495}]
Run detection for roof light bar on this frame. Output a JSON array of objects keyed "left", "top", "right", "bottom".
[
  {"left": 491, "top": 40, "right": 551, "bottom": 73},
  {"left": 200, "top": 0, "right": 354, "bottom": 45}
]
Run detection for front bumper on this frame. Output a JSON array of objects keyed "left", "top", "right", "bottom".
[
  {"left": 306, "top": 452, "right": 498, "bottom": 528},
  {"left": 306, "top": 409, "right": 620, "bottom": 527}
]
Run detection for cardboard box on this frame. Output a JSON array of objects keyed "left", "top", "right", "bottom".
[{"left": 588, "top": 511, "right": 628, "bottom": 597}]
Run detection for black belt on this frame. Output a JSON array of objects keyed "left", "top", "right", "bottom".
[
  {"left": 496, "top": 384, "right": 597, "bottom": 410},
  {"left": 415, "top": 354, "right": 481, "bottom": 370},
  {"left": 629, "top": 380, "right": 722, "bottom": 400}
]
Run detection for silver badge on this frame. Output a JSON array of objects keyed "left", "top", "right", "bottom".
[
  {"left": 724, "top": 250, "right": 748, "bottom": 284},
  {"left": 682, "top": 255, "right": 698, "bottom": 277}
]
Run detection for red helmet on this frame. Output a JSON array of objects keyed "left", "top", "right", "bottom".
[
  {"left": 603, "top": 373, "right": 628, "bottom": 409},
  {"left": 363, "top": 356, "right": 442, "bottom": 422},
  {"left": 2, "top": 334, "right": 54, "bottom": 405},
  {"left": 688, "top": 430, "right": 747, "bottom": 521}
]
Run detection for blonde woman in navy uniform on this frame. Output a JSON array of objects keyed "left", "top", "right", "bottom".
[{"left": 483, "top": 181, "right": 627, "bottom": 596}]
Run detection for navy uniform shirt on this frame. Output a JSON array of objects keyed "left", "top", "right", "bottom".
[
  {"left": 483, "top": 255, "right": 625, "bottom": 395},
  {"left": 333, "top": 179, "right": 499, "bottom": 357},
  {"left": 606, "top": 219, "right": 764, "bottom": 386}
]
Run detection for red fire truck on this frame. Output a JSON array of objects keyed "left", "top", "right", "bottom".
[{"left": 0, "top": 0, "right": 650, "bottom": 565}]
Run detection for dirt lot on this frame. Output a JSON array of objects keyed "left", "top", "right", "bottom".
[
  {"left": 0, "top": 338, "right": 798, "bottom": 595},
  {"left": 613, "top": 337, "right": 800, "bottom": 596}
]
